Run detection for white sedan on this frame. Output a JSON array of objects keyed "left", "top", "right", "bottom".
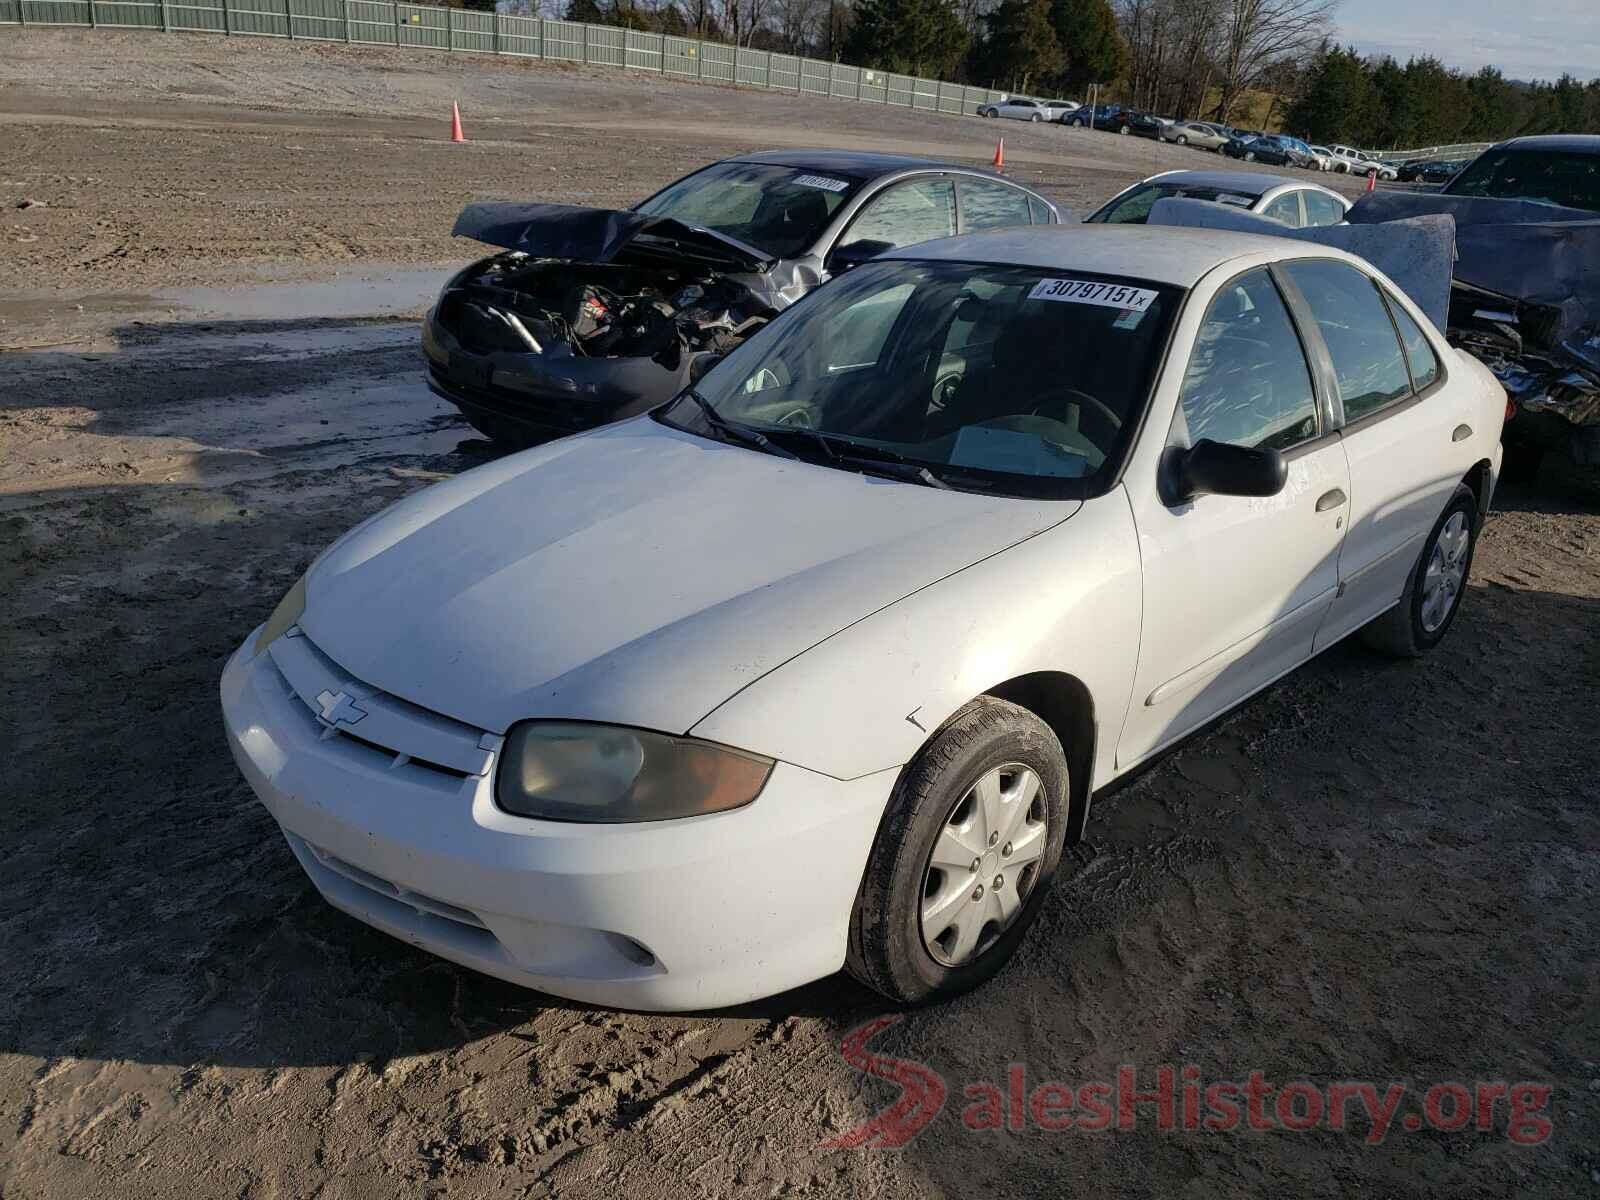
[
  {"left": 977, "top": 97, "right": 1072, "bottom": 122},
  {"left": 221, "top": 226, "right": 1505, "bottom": 1010}
]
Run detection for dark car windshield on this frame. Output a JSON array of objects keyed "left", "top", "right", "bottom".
[
  {"left": 634, "top": 161, "right": 865, "bottom": 258},
  {"left": 1087, "top": 181, "right": 1258, "bottom": 223},
  {"left": 662, "top": 259, "right": 1180, "bottom": 498},
  {"left": 1444, "top": 147, "right": 1600, "bottom": 211}
]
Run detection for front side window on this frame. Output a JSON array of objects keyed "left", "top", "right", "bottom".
[
  {"left": 959, "top": 177, "right": 1034, "bottom": 232},
  {"left": 845, "top": 178, "right": 957, "bottom": 250},
  {"left": 1385, "top": 293, "right": 1442, "bottom": 392},
  {"left": 672, "top": 261, "right": 1180, "bottom": 496},
  {"left": 1282, "top": 260, "right": 1413, "bottom": 422},
  {"left": 635, "top": 161, "right": 863, "bottom": 258},
  {"left": 1262, "top": 193, "right": 1303, "bottom": 227},
  {"left": 1443, "top": 148, "right": 1600, "bottom": 212},
  {"left": 1178, "top": 269, "right": 1318, "bottom": 452}
]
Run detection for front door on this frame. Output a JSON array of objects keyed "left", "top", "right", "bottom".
[{"left": 1119, "top": 266, "right": 1350, "bottom": 769}]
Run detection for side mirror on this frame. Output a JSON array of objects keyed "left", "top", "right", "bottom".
[
  {"left": 688, "top": 352, "right": 724, "bottom": 384},
  {"left": 827, "top": 238, "right": 895, "bottom": 274},
  {"left": 1176, "top": 438, "right": 1288, "bottom": 500}
]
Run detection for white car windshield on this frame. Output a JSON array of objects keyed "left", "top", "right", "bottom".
[
  {"left": 663, "top": 260, "right": 1179, "bottom": 497},
  {"left": 635, "top": 161, "right": 865, "bottom": 258}
]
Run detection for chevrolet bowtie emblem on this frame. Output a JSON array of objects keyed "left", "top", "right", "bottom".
[{"left": 315, "top": 689, "right": 368, "bottom": 726}]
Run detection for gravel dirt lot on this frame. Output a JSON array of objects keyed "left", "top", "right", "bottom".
[{"left": 2, "top": 30, "right": 1598, "bottom": 1200}]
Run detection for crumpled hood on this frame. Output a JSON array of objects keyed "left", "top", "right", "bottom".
[
  {"left": 452, "top": 202, "right": 772, "bottom": 270},
  {"left": 301, "top": 419, "right": 1074, "bottom": 736}
]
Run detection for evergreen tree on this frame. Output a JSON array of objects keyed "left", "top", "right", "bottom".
[
  {"left": 1047, "top": 0, "right": 1126, "bottom": 95},
  {"left": 977, "top": 0, "right": 1063, "bottom": 93},
  {"left": 843, "top": 0, "right": 970, "bottom": 78}
]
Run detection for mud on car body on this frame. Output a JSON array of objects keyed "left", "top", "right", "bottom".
[{"left": 422, "top": 151, "right": 1060, "bottom": 446}]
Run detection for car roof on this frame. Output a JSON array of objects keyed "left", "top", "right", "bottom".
[
  {"left": 731, "top": 149, "right": 1005, "bottom": 181},
  {"left": 879, "top": 224, "right": 1329, "bottom": 287},
  {"left": 1130, "top": 169, "right": 1301, "bottom": 197},
  {"left": 1494, "top": 134, "right": 1600, "bottom": 154}
]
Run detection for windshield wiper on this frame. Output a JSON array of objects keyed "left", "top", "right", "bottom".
[
  {"left": 681, "top": 391, "right": 799, "bottom": 460},
  {"left": 763, "top": 429, "right": 972, "bottom": 490}
]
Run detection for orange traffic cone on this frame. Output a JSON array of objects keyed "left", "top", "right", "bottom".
[
  {"left": 1366, "top": 168, "right": 1376, "bottom": 192},
  {"left": 450, "top": 101, "right": 467, "bottom": 144},
  {"left": 993, "top": 137, "right": 1005, "bottom": 171}
]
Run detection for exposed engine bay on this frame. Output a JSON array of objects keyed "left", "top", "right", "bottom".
[{"left": 437, "top": 255, "right": 773, "bottom": 369}]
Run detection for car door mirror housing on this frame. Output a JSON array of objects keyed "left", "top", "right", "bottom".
[
  {"left": 1175, "top": 439, "right": 1289, "bottom": 501},
  {"left": 828, "top": 238, "right": 895, "bottom": 273}
]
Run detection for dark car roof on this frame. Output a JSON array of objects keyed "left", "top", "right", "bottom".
[
  {"left": 732, "top": 149, "right": 1006, "bottom": 181},
  {"left": 1493, "top": 134, "right": 1600, "bottom": 154},
  {"left": 1138, "top": 170, "right": 1292, "bottom": 197}
]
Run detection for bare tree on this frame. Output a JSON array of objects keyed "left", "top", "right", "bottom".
[
  {"left": 1212, "top": 0, "right": 1336, "bottom": 122},
  {"left": 771, "top": 0, "right": 828, "bottom": 52}
]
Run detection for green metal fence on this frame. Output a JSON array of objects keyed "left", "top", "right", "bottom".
[{"left": 1, "top": 4, "right": 1009, "bottom": 116}]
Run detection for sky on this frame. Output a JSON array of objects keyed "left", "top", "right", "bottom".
[{"left": 1337, "top": 0, "right": 1600, "bottom": 82}]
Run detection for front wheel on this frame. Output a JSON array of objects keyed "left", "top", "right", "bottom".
[
  {"left": 1244, "top": 150, "right": 1256, "bottom": 161},
  {"left": 1360, "top": 483, "right": 1479, "bottom": 658},
  {"left": 1118, "top": 124, "right": 1130, "bottom": 135},
  {"left": 1175, "top": 134, "right": 1188, "bottom": 144},
  {"left": 846, "top": 697, "right": 1070, "bottom": 1005},
  {"left": 1030, "top": 113, "right": 1041, "bottom": 122}
]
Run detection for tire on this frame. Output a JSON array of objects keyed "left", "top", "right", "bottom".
[
  {"left": 1359, "top": 483, "right": 1479, "bottom": 658},
  {"left": 1030, "top": 113, "right": 1041, "bottom": 123},
  {"left": 846, "top": 697, "right": 1070, "bottom": 1005},
  {"left": 1175, "top": 134, "right": 1188, "bottom": 144},
  {"left": 1245, "top": 150, "right": 1256, "bottom": 162},
  {"left": 1118, "top": 124, "right": 1130, "bottom": 135}
]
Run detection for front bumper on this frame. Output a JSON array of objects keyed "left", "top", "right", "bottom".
[
  {"left": 221, "top": 632, "right": 896, "bottom": 1011},
  {"left": 422, "top": 306, "right": 690, "bottom": 445}
]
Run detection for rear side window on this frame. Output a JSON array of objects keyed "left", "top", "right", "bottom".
[
  {"left": 1303, "top": 191, "right": 1345, "bottom": 226},
  {"left": 1282, "top": 260, "right": 1412, "bottom": 422},
  {"left": 1386, "top": 293, "right": 1441, "bottom": 392},
  {"left": 1179, "top": 268, "right": 1319, "bottom": 452},
  {"left": 960, "top": 177, "right": 1034, "bottom": 232},
  {"left": 1028, "top": 195, "right": 1054, "bottom": 224}
]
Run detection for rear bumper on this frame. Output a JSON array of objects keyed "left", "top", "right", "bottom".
[{"left": 220, "top": 633, "right": 896, "bottom": 1011}]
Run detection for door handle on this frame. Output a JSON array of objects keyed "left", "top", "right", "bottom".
[
  {"left": 1453, "top": 423, "right": 1473, "bottom": 442},
  {"left": 1315, "top": 488, "right": 1347, "bottom": 512}
]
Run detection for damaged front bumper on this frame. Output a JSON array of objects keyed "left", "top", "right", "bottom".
[{"left": 422, "top": 305, "right": 693, "bottom": 444}]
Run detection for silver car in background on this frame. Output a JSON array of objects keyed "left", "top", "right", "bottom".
[
  {"left": 1162, "top": 121, "right": 1232, "bottom": 151},
  {"left": 977, "top": 97, "right": 1075, "bottom": 122},
  {"left": 1085, "top": 169, "right": 1351, "bottom": 228}
]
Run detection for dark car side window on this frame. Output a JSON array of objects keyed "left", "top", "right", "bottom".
[
  {"left": 1282, "top": 260, "right": 1413, "bottom": 422},
  {"left": 1385, "top": 292, "right": 1442, "bottom": 392},
  {"left": 959, "top": 177, "right": 1037, "bottom": 232},
  {"left": 1178, "top": 268, "right": 1319, "bottom": 452},
  {"left": 846, "top": 177, "right": 957, "bottom": 249}
]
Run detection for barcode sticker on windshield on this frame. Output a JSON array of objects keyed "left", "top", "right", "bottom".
[
  {"left": 1028, "top": 279, "right": 1158, "bottom": 311},
  {"left": 793, "top": 174, "right": 851, "bottom": 193}
]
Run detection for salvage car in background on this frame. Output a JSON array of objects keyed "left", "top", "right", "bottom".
[
  {"left": 224, "top": 225, "right": 1503, "bottom": 1011},
  {"left": 977, "top": 97, "right": 1073, "bottom": 121},
  {"left": 1161, "top": 121, "right": 1232, "bottom": 151},
  {"left": 422, "top": 151, "right": 1059, "bottom": 445},
  {"left": 1067, "top": 104, "right": 1163, "bottom": 136},
  {"left": 1085, "top": 170, "right": 1350, "bottom": 228}
]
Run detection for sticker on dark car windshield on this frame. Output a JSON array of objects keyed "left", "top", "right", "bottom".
[
  {"left": 792, "top": 174, "right": 851, "bottom": 193},
  {"left": 1028, "top": 279, "right": 1158, "bottom": 311}
]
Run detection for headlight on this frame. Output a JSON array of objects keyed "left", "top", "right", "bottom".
[
  {"left": 255, "top": 573, "right": 307, "bottom": 657},
  {"left": 495, "top": 721, "right": 774, "bottom": 823}
]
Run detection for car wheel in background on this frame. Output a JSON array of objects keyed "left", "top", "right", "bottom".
[
  {"left": 846, "top": 697, "right": 1070, "bottom": 1005},
  {"left": 1176, "top": 134, "right": 1188, "bottom": 144},
  {"left": 1245, "top": 150, "right": 1256, "bottom": 161},
  {"left": 1118, "top": 125, "right": 1130, "bottom": 135},
  {"left": 1031, "top": 113, "right": 1042, "bottom": 122},
  {"left": 1360, "top": 483, "right": 1479, "bottom": 658}
]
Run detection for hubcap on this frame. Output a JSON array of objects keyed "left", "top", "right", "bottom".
[
  {"left": 920, "top": 764, "right": 1048, "bottom": 967},
  {"left": 1420, "top": 511, "right": 1471, "bottom": 632}
]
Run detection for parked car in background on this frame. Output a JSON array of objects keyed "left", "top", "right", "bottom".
[
  {"left": 1274, "top": 136, "right": 1323, "bottom": 169},
  {"left": 1329, "top": 146, "right": 1397, "bottom": 178},
  {"left": 1399, "top": 158, "right": 1467, "bottom": 184},
  {"left": 1308, "top": 145, "right": 1337, "bottom": 171},
  {"left": 423, "top": 151, "right": 1060, "bottom": 445},
  {"left": 1067, "top": 104, "right": 1163, "bottom": 137},
  {"left": 977, "top": 97, "right": 1073, "bottom": 122},
  {"left": 1085, "top": 169, "right": 1350, "bottom": 228},
  {"left": 1043, "top": 98, "right": 1081, "bottom": 119},
  {"left": 1162, "top": 121, "right": 1231, "bottom": 151},
  {"left": 1222, "top": 133, "right": 1294, "bottom": 165},
  {"left": 224, "top": 224, "right": 1504, "bottom": 1010}
]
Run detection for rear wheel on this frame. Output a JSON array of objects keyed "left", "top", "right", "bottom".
[
  {"left": 1245, "top": 150, "right": 1256, "bottom": 161},
  {"left": 1030, "top": 112, "right": 1042, "bottom": 122},
  {"left": 846, "top": 697, "right": 1069, "bottom": 1005},
  {"left": 1360, "top": 484, "right": 1479, "bottom": 658},
  {"left": 1175, "top": 134, "right": 1188, "bottom": 144},
  {"left": 1118, "top": 124, "right": 1130, "bottom": 135}
]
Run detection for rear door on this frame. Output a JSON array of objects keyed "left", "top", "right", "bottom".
[
  {"left": 1119, "top": 266, "right": 1350, "bottom": 768},
  {"left": 1278, "top": 259, "right": 1474, "bottom": 649}
]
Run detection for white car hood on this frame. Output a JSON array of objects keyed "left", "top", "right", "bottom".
[{"left": 300, "top": 418, "right": 1076, "bottom": 736}]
